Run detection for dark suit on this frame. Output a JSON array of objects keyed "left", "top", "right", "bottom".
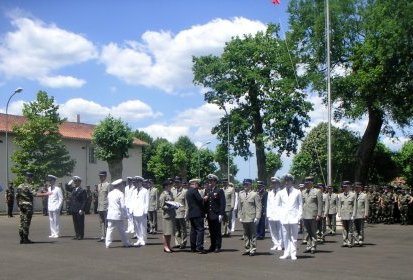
[
  {"left": 186, "top": 187, "right": 205, "bottom": 251},
  {"left": 256, "top": 190, "right": 268, "bottom": 239},
  {"left": 69, "top": 187, "right": 87, "bottom": 239},
  {"left": 204, "top": 186, "right": 225, "bottom": 251}
]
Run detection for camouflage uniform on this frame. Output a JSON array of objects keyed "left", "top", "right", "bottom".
[
  {"left": 16, "top": 183, "right": 36, "bottom": 243},
  {"left": 5, "top": 186, "right": 15, "bottom": 217},
  {"left": 399, "top": 189, "right": 412, "bottom": 225},
  {"left": 381, "top": 190, "right": 394, "bottom": 224},
  {"left": 368, "top": 189, "right": 380, "bottom": 224}
]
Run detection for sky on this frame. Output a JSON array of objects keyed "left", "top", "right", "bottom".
[{"left": 0, "top": 0, "right": 409, "bottom": 181}]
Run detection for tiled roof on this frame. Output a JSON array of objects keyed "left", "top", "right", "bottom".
[{"left": 0, "top": 113, "right": 147, "bottom": 146}]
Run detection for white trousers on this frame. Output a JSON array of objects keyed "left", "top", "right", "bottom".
[
  {"left": 231, "top": 209, "right": 237, "bottom": 232},
  {"left": 106, "top": 220, "right": 130, "bottom": 247},
  {"left": 133, "top": 215, "right": 147, "bottom": 244},
  {"left": 48, "top": 210, "right": 60, "bottom": 237},
  {"left": 126, "top": 208, "right": 135, "bottom": 233},
  {"left": 268, "top": 220, "right": 283, "bottom": 248},
  {"left": 281, "top": 223, "right": 298, "bottom": 258}
]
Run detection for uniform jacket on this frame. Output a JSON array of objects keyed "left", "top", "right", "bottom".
[
  {"left": 186, "top": 187, "right": 204, "bottom": 219},
  {"left": 107, "top": 188, "right": 127, "bottom": 220},
  {"left": 174, "top": 188, "right": 188, "bottom": 219},
  {"left": 275, "top": 186, "right": 303, "bottom": 224},
  {"left": 131, "top": 187, "right": 149, "bottom": 217},
  {"left": 5, "top": 187, "right": 15, "bottom": 203},
  {"left": 266, "top": 188, "right": 280, "bottom": 221},
  {"left": 47, "top": 185, "right": 63, "bottom": 212},
  {"left": 223, "top": 186, "right": 235, "bottom": 212},
  {"left": 354, "top": 192, "right": 369, "bottom": 219},
  {"left": 301, "top": 188, "right": 323, "bottom": 219},
  {"left": 338, "top": 192, "right": 357, "bottom": 220},
  {"left": 69, "top": 187, "right": 87, "bottom": 213},
  {"left": 148, "top": 187, "right": 159, "bottom": 211},
  {"left": 238, "top": 190, "right": 262, "bottom": 223},
  {"left": 327, "top": 193, "right": 339, "bottom": 214},
  {"left": 124, "top": 184, "right": 135, "bottom": 209},
  {"left": 97, "top": 181, "right": 110, "bottom": 211},
  {"left": 159, "top": 190, "right": 176, "bottom": 219},
  {"left": 16, "top": 183, "right": 35, "bottom": 206},
  {"left": 322, "top": 192, "right": 330, "bottom": 216},
  {"left": 204, "top": 186, "right": 225, "bottom": 220}
]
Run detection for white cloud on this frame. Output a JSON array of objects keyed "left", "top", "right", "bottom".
[
  {"left": 59, "top": 98, "right": 161, "bottom": 123},
  {"left": 0, "top": 99, "right": 25, "bottom": 115},
  {"left": 140, "top": 124, "right": 189, "bottom": 143},
  {"left": 0, "top": 16, "right": 97, "bottom": 88},
  {"left": 99, "top": 17, "right": 266, "bottom": 93}
]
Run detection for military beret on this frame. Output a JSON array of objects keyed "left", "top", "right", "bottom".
[
  {"left": 111, "top": 179, "right": 123, "bottom": 186},
  {"left": 189, "top": 178, "right": 201, "bottom": 184},
  {"left": 283, "top": 174, "right": 294, "bottom": 182},
  {"left": 342, "top": 181, "right": 351, "bottom": 186},
  {"left": 99, "top": 171, "right": 107, "bottom": 176},
  {"left": 243, "top": 179, "right": 253, "bottom": 185},
  {"left": 316, "top": 183, "right": 325, "bottom": 188},
  {"left": 174, "top": 176, "right": 182, "bottom": 182},
  {"left": 47, "top": 174, "right": 57, "bottom": 180},
  {"left": 207, "top": 174, "right": 219, "bottom": 181}
]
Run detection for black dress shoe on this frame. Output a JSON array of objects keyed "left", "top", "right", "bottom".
[
  {"left": 179, "top": 245, "right": 186, "bottom": 249},
  {"left": 25, "top": 239, "right": 34, "bottom": 244},
  {"left": 249, "top": 252, "right": 255, "bottom": 256},
  {"left": 173, "top": 245, "right": 180, "bottom": 249},
  {"left": 242, "top": 251, "right": 250, "bottom": 255},
  {"left": 214, "top": 248, "right": 221, "bottom": 253},
  {"left": 198, "top": 250, "right": 207, "bottom": 254}
]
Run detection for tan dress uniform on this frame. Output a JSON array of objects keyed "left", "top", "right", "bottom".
[
  {"left": 174, "top": 188, "right": 188, "bottom": 248},
  {"left": 222, "top": 185, "right": 235, "bottom": 236},
  {"left": 97, "top": 181, "right": 110, "bottom": 240},
  {"left": 238, "top": 189, "right": 262, "bottom": 255},
  {"left": 148, "top": 187, "right": 159, "bottom": 233},
  {"left": 338, "top": 191, "right": 357, "bottom": 247},
  {"left": 301, "top": 188, "right": 322, "bottom": 252},
  {"left": 327, "top": 192, "right": 339, "bottom": 234},
  {"left": 354, "top": 192, "right": 369, "bottom": 245},
  {"left": 159, "top": 190, "right": 176, "bottom": 236}
]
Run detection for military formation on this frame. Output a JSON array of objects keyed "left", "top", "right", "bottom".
[{"left": 5, "top": 171, "right": 413, "bottom": 260}]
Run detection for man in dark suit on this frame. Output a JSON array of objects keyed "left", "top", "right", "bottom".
[
  {"left": 69, "top": 176, "right": 87, "bottom": 240},
  {"left": 204, "top": 174, "right": 226, "bottom": 253},
  {"left": 186, "top": 178, "right": 206, "bottom": 253}
]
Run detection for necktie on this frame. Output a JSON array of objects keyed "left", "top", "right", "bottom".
[{"left": 287, "top": 188, "right": 290, "bottom": 196}]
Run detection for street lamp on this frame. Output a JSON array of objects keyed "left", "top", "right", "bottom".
[
  {"left": 197, "top": 141, "right": 211, "bottom": 178},
  {"left": 222, "top": 106, "right": 231, "bottom": 184},
  {"left": 6, "top": 87, "right": 23, "bottom": 185}
]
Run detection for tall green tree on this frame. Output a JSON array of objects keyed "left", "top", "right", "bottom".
[
  {"left": 147, "top": 141, "right": 177, "bottom": 183},
  {"left": 367, "top": 143, "right": 398, "bottom": 184},
  {"left": 288, "top": 0, "right": 413, "bottom": 183},
  {"left": 396, "top": 141, "right": 413, "bottom": 186},
  {"left": 214, "top": 143, "right": 238, "bottom": 181},
  {"left": 193, "top": 25, "right": 312, "bottom": 181},
  {"left": 11, "top": 91, "right": 75, "bottom": 186},
  {"left": 174, "top": 136, "right": 198, "bottom": 179},
  {"left": 290, "top": 122, "right": 359, "bottom": 184},
  {"left": 265, "top": 151, "right": 282, "bottom": 184},
  {"left": 92, "top": 115, "right": 133, "bottom": 180},
  {"left": 190, "top": 148, "right": 217, "bottom": 180},
  {"left": 135, "top": 130, "right": 154, "bottom": 178}
]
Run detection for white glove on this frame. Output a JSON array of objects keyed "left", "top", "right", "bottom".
[
  {"left": 350, "top": 216, "right": 354, "bottom": 221},
  {"left": 218, "top": 215, "right": 223, "bottom": 223},
  {"left": 79, "top": 210, "right": 84, "bottom": 215},
  {"left": 239, "top": 218, "right": 243, "bottom": 223},
  {"left": 254, "top": 218, "right": 259, "bottom": 224}
]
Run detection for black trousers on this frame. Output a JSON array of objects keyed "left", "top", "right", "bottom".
[
  {"left": 190, "top": 217, "right": 205, "bottom": 250},
  {"left": 207, "top": 218, "right": 222, "bottom": 250},
  {"left": 72, "top": 213, "right": 85, "bottom": 238},
  {"left": 7, "top": 202, "right": 14, "bottom": 217}
]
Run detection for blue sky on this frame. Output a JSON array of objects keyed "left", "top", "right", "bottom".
[{"left": 0, "top": 0, "right": 408, "bottom": 181}]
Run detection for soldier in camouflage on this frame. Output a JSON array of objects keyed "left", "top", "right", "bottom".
[
  {"left": 16, "top": 172, "right": 50, "bottom": 244},
  {"left": 398, "top": 187, "right": 413, "bottom": 225},
  {"left": 5, "top": 182, "right": 15, "bottom": 217},
  {"left": 380, "top": 186, "right": 394, "bottom": 224}
]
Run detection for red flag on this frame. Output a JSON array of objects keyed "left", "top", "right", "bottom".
[{"left": 272, "top": 0, "right": 281, "bottom": 4}]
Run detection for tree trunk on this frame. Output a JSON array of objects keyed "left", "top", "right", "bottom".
[
  {"left": 107, "top": 158, "right": 123, "bottom": 181},
  {"left": 354, "top": 108, "right": 383, "bottom": 184}
]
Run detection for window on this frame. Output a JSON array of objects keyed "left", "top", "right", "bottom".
[{"left": 89, "top": 147, "right": 97, "bottom": 164}]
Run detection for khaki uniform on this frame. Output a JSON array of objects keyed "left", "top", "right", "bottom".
[
  {"left": 174, "top": 188, "right": 188, "bottom": 247},
  {"left": 222, "top": 186, "right": 235, "bottom": 236},
  {"left": 238, "top": 190, "right": 261, "bottom": 254},
  {"left": 301, "top": 188, "right": 322, "bottom": 251},
  {"left": 354, "top": 192, "right": 369, "bottom": 245},
  {"left": 148, "top": 187, "right": 159, "bottom": 233},
  {"left": 97, "top": 181, "right": 110, "bottom": 239},
  {"left": 327, "top": 192, "right": 339, "bottom": 234},
  {"left": 338, "top": 192, "right": 357, "bottom": 246}
]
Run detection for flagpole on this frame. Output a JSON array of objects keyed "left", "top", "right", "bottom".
[{"left": 326, "top": 0, "right": 332, "bottom": 186}]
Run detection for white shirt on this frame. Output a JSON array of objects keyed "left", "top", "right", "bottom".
[
  {"left": 266, "top": 188, "right": 280, "bottom": 221},
  {"left": 107, "top": 188, "right": 127, "bottom": 220},
  {"left": 275, "top": 186, "right": 303, "bottom": 225},
  {"left": 131, "top": 187, "right": 149, "bottom": 217},
  {"left": 47, "top": 186, "right": 63, "bottom": 212},
  {"left": 124, "top": 184, "right": 135, "bottom": 209}
]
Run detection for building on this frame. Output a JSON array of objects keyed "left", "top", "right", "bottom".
[{"left": 0, "top": 113, "right": 146, "bottom": 212}]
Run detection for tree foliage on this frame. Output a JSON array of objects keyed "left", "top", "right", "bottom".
[
  {"left": 214, "top": 143, "right": 238, "bottom": 181},
  {"left": 288, "top": 0, "right": 413, "bottom": 183},
  {"left": 135, "top": 130, "right": 154, "bottom": 178},
  {"left": 290, "top": 122, "right": 359, "bottom": 184},
  {"left": 193, "top": 24, "right": 312, "bottom": 181},
  {"left": 367, "top": 143, "right": 398, "bottom": 185},
  {"left": 11, "top": 91, "right": 75, "bottom": 186},
  {"left": 92, "top": 115, "right": 133, "bottom": 179},
  {"left": 265, "top": 151, "right": 282, "bottom": 184},
  {"left": 396, "top": 141, "right": 413, "bottom": 186}
]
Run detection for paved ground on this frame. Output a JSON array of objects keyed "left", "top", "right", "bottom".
[{"left": 0, "top": 213, "right": 412, "bottom": 280}]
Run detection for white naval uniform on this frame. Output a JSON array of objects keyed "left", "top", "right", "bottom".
[
  {"left": 275, "top": 186, "right": 303, "bottom": 259},
  {"left": 267, "top": 188, "right": 283, "bottom": 250},
  {"left": 47, "top": 185, "right": 63, "bottom": 238},
  {"left": 105, "top": 188, "right": 130, "bottom": 248},
  {"left": 124, "top": 184, "right": 135, "bottom": 233},
  {"left": 131, "top": 187, "right": 149, "bottom": 245},
  {"left": 231, "top": 191, "right": 239, "bottom": 232}
]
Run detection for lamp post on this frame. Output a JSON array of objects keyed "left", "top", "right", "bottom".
[
  {"left": 197, "top": 141, "right": 211, "bottom": 178},
  {"left": 6, "top": 87, "right": 23, "bottom": 185},
  {"left": 222, "top": 107, "right": 230, "bottom": 183}
]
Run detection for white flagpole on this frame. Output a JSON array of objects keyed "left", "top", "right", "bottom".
[{"left": 326, "top": 0, "right": 332, "bottom": 186}]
